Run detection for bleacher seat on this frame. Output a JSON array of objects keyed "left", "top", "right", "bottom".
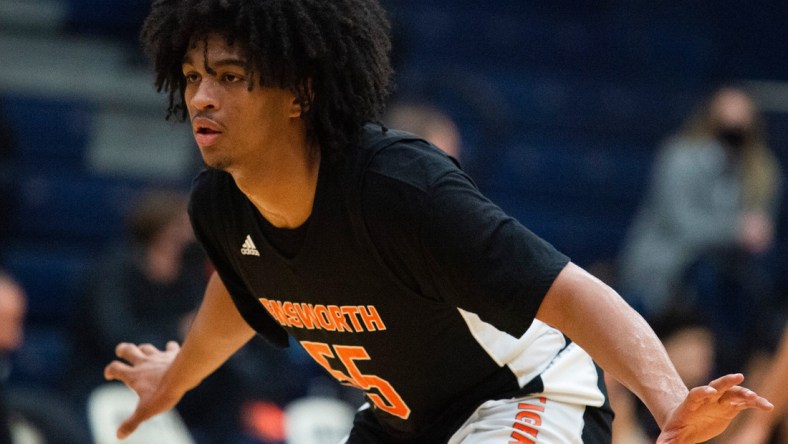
[
  {"left": 6, "top": 169, "right": 142, "bottom": 246},
  {"left": 478, "top": 141, "right": 654, "bottom": 265},
  {"left": 64, "top": 0, "right": 149, "bottom": 42},
  {"left": 1, "top": 241, "right": 95, "bottom": 324},
  {"left": 0, "top": 94, "right": 94, "bottom": 170},
  {"left": 7, "top": 324, "right": 73, "bottom": 391}
]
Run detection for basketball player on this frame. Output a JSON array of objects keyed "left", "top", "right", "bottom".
[{"left": 104, "top": 1, "right": 773, "bottom": 442}]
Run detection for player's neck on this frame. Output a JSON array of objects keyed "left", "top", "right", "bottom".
[{"left": 233, "top": 144, "right": 321, "bottom": 229}]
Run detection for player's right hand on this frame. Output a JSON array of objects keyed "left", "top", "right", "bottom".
[{"left": 104, "top": 341, "right": 184, "bottom": 439}]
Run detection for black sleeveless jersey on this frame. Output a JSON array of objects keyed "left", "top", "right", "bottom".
[{"left": 188, "top": 124, "right": 571, "bottom": 442}]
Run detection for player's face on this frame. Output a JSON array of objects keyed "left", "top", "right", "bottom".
[{"left": 182, "top": 34, "right": 302, "bottom": 172}]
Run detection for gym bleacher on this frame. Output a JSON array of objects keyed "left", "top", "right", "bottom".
[
  {"left": 388, "top": 0, "right": 788, "bottom": 266},
  {"left": 0, "top": 0, "right": 194, "bottom": 395}
]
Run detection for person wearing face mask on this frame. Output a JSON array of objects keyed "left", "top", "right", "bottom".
[{"left": 617, "top": 86, "right": 783, "bottom": 375}]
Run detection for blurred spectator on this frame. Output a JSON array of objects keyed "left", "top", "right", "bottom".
[
  {"left": 632, "top": 307, "right": 717, "bottom": 441},
  {"left": 66, "top": 189, "right": 245, "bottom": 444},
  {"left": 617, "top": 86, "right": 783, "bottom": 373},
  {"left": 1, "top": 271, "right": 91, "bottom": 444},
  {"left": 605, "top": 372, "right": 650, "bottom": 444},
  {"left": 650, "top": 308, "right": 717, "bottom": 393},
  {"left": 68, "top": 190, "right": 204, "bottom": 387},
  {"left": 382, "top": 102, "right": 462, "bottom": 160},
  {"left": 0, "top": 271, "right": 25, "bottom": 443},
  {"left": 718, "top": 321, "right": 788, "bottom": 444}
]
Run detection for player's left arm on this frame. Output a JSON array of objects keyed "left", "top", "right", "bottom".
[{"left": 535, "top": 262, "right": 773, "bottom": 444}]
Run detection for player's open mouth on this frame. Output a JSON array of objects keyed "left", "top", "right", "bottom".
[
  {"left": 194, "top": 126, "right": 223, "bottom": 146},
  {"left": 192, "top": 117, "right": 224, "bottom": 146}
]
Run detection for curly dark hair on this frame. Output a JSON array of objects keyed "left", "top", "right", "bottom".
[{"left": 140, "top": 0, "right": 393, "bottom": 156}]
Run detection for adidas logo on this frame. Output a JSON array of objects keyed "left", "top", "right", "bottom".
[{"left": 241, "top": 235, "right": 260, "bottom": 256}]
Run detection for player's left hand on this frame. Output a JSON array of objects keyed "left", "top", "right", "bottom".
[{"left": 656, "top": 374, "right": 773, "bottom": 444}]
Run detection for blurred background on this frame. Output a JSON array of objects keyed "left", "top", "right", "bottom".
[{"left": 1, "top": 0, "right": 787, "bottom": 443}]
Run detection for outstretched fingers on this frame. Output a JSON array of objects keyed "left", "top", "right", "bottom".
[
  {"left": 102, "top": 341, "right": 184, "bottom": 440},
  {"left": 684, "top": 385, "right": 719, "bottom": 412},
  {"left": 658, "top": 374, "right": 775, "bottom": 444},
  {"left": 685, "top": 374, "right": 773, "bottom": 413},
  {"left": 138, "top": 343, "right": 159, "bottom": 356},
  {"left": 104, "top": 342, "right": 149, "bottom": 382},
  {"left": 709, "top": 374, "right": 773, "bottom": 411},
  {"left": 719, "top": 386, "right": 774, "bottom": 411},
  {"left": 103, "top": 342, "right": 174, "bottom": 384},
  {"left": 684, "top": 374, "right": 743, "bottom": 408},
  {"left": 104, "top": 360, "right": 133, "bottom": 382},
  {"left": 115, "top": 342, "right": 149, "bottom": 364},
  {"left": 708, "top": 373, "right": 745, "bottom": 393}
]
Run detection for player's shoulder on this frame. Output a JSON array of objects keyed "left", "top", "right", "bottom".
[
  {"left": 189, "top": 168, "right": 242, "bottom": 214},
  {"left": 355, "top": 125, "right": 474, "bottom": 234},
  {"left": 358, "top": 123, "right": 461, "bottom": 193}
]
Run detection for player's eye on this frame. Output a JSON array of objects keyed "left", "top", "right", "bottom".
[
  {"left": 184, "top": 72, "right": 200, "bottom": 83},
  {"left": 222, "top": 73, "right": 244, "bottom": 83}
]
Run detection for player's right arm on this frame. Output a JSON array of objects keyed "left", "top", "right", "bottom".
[{"left": 104, "top": 271, "right": 256, "bottom": 439}]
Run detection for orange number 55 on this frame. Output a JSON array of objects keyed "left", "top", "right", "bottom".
[{"left": 300, "top": 341, "right": 411, "bottom": 420}]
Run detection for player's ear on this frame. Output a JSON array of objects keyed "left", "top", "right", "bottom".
[
  {"left": 290, "top": 79, "right": 314, "bottom": 117},
  {"left": 289, "top": 96, "right": 303, "bottom": 117}
]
